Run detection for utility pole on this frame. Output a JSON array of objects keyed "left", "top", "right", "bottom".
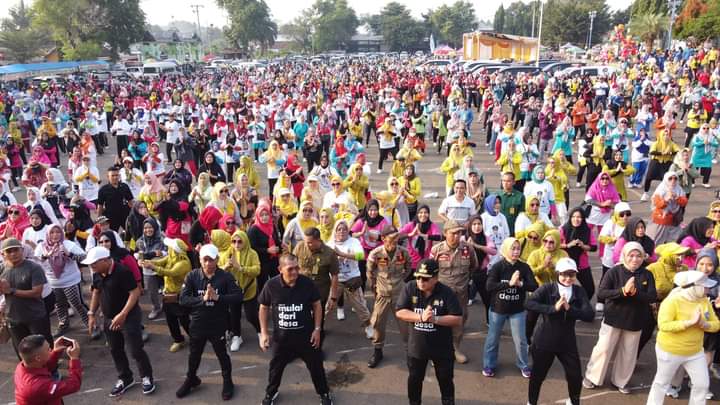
[
  {"left": 536, "top": 0, "right": 544, "bottom": 68},
  {"left": 531, "top": 1, "right": 536, "bottom": 37},
  {"left": 587, "top": 11, "right": 597, "bottom": 50},
  {"left": 191, "top": 4, "right": 204, "bottom": 60},
  {"left": 667, "top": 0, "right": 681, "bottom": 49}
]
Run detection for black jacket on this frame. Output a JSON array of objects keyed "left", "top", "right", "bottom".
[
  {"left": 180, "top": 268, "right": 243, "bottom": 335},
  {"left": 597, "top": 264, "right": 656, "bottom": 331},
  {"left": 486, "top": 258, "right": 538, "bottom": 315},
  {"left": 525, "top": 283, "right": 594, "bottom": 352}
]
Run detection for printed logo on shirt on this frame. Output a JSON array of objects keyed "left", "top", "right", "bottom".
[
  {"left": 277, "top": 303, "right": 304, "bottom": 330},
  {"left": 498, "top": 281, "right": 521, "bottom": 301},
  {"left": 413, "top": 307, "right": 437, "bottom": 332}
]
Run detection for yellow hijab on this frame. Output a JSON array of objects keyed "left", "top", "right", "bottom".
[
  {"left": 708, "top": 201, "right": 720, "bottom": 240},
  {"left": 234, "top": 155, "right": 259, "bottom": 189},
  {"left": 318, "top": 208, "right": 336, "bottom": 242},
  {"left": 212, "top": 229, "right": 233, "bottom": 269},
  {"left": 500, "top": 238, "right": 520, "bottom": 263}
]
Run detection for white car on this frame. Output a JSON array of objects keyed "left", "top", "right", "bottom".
[{"left": 415, "top": 59, "right": 451, "bottom": 72}]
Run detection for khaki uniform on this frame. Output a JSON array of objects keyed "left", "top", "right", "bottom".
[
  {"left": 368, "top": 246, "right": 412, "bottom": 348},
  {"left": 430, "top": 241, "right": 478, "bottom": 345},
  {"left": 293, "top": 242, "right": 340, "bottom": 303}
]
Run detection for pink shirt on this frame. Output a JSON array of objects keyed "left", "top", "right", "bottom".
[
  {"left": 398, "top": 221, "right": 442, "bottom": 269},
  {"left": 679, "top": 236, "right": 704, "bottom": 269},
  {"left": 351, "top": 218, "right": 389, "bottom": 252},
  {"left": 559, "top": 227, "right": 597, "bottom": 270}
]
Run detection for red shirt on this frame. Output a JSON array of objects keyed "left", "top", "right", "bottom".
[{"left": 15, "top": 350, "right": 82, "bottom": 405}]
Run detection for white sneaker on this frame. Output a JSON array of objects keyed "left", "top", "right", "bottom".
[
  {"left": 364, "top": 325, "right": 374, "bottom": 339},
  {"left": 575, "top": 182, "right": 582, "bottom": 188},
  {"left": 433, "top": 142, "right": 437, "bottom": 147},
  {"left": 692, "top": 183, "right": 697, "bottom": 188},
  {"left": 704, "top": 183, "right": 711, "bottom": 188},
  {"left": 12, "top": 187, "right": 21, "bottom": 192},
  {"left": 665, "top": 386, "right": 680, "bottom": 399},
  {"left": 230, "top": 335, "right": 243, "bottom": 352},
  {"left": 148, "top": 309, "right": 161, "bottom": 320},
  {"left": 336, "top": 308, "right": 345, "bottom": 321},
  {"left": 640, "top": 192, "right": 649, "bottom": 201},
  {"left": 595, "top": 303, "right": 604, "bottom": 312},
  {"left": 467, "top": 299, "right": 474, "bottom": 306},
  {"left": 714, "top": 159, "right": 718, "bottom": 164},
  {"left": 376, "top": 169, "right": 382, "bottom": 174},
  {"left": 68, "top": 307, "right": 75, "bottom": 317},
  {"left": 707, "top": 392, "right": 715, "bottom": 400}
]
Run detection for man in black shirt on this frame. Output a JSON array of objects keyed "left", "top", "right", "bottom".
[
  {"left": 396, "top": 258, "right": 463, "bottom": 405},
  {"left": 0, "top": 238, "right": 52, "bottom": 357},
  {"left": 96, "top": 166, "right": 134, "bottom": 232},
  {"left": 84, "top": 246, "right": 155, "bottom": 397},
  {"left": 259, "top": 254, "right": 333, "bottom": 405},
  {"left": 176, "top": 244, "right": 243, "bottom": 401}
]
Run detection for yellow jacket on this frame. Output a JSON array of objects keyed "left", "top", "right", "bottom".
[
  {"left": 657, "top": 292, "right": 720, "bottom": 356},
  {"left": 526, "top": 229, "right": 568, "bottom": 286},
  {"left": 519, "top": 222, "right": 545, "bottom": 261},
  {"left": 151, "top": 242, "right": 191, "bottom": 294},
  {"left": 219, "top": 230, "right": 261, "bottom": 300},
  {"left": 545, "top": 152, "right": 576, "bottom": 204},
  {"left": 647, "top": 243, "right": 690, "bottom": 300},
  {"left": 343, "top": 163, "right": 369, "bottom": 210},
  {"left": 497, "top": 150, "right": 522, "bottom": 179},
  {"left": 399, "top": 176, "right": 422, "bottom": 205}
]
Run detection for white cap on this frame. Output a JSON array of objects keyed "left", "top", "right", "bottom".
[
  {"left": 555, "top": 257, "right": 578, "bottom": 273},
  {"left": 199, "top": 244, "right": 219, "bottom": 260},
  {"left": 82, "top": 246, "right": 111, "bottom": 265},
  {"left": 614, "top": 202, "right": 631, "bottom": 214},
  {"left": 674, "top": 270, "right": 718, "bottom": 288}
]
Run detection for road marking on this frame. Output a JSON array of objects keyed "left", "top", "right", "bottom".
[
  {"left": 552, "top": 383, "right": 651, "bottom": 404},
  {"left": 82, "top": 388, "right": 103, "bottom": 394},
  {"left": 336, "top": 343, "right": 395, "bottom": 354}
]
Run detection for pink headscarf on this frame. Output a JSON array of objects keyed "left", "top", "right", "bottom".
[{"left": 586, "top": 171, "right": 620, "bottom": 213}]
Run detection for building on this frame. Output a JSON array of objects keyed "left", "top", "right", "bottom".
[
  {"left": 462, "top": 32, "right": 538, "bottom": 62},
  {"left": 348, "top": 34, "right": 387, "bottom": 53}
]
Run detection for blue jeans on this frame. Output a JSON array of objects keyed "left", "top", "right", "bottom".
[
  {"left": 630, "top": 160, "right": 648, "bottom": 185},
  {"left": 483, "top": 310, "right": 529, "bottom": 370}
]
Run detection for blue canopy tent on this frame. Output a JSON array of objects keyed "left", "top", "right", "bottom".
[{"left": 0, "top": 61, "right": 109, "bottom": 81}]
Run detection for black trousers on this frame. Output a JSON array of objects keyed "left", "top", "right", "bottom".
[
  {"left": 528, "top": 346, "right": 581, "bottom": 405},
  {"left": 187, "top": 331, "right": 232, "bottom": 379},
  {"left": 470, "top": 270, "right": 491, "bottom": 324},
  {"left": 266, "top": 340, "right": 329, "bottom": 396},
  {"left": 526, "top": 310, "right": 540, "bottom": 345},
  {"left": 637, "top": 305, "right": 656, "bottom": 358},
  {"left": 576, "top": 267, "right": 595, "bottom": 301},
  {"left": 116, "top": 135, "right": 129, "bottom": 159},
  {"left": 105, "top": 314, "right": 153, "bottom": 382},
  {"left": 164, "top": 302, "right": 190, "bottom": 343},
  {"left": 407, "top": 355, "right": 455, "bottom": 405},
  {"left": 229, "top": 297, "right": 261, "bottom": 335},
  {"left": 9, "top": 317, "right": 53, "bottom": 359}
]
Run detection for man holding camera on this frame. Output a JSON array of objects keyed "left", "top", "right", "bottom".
[{"left": 14, "top": 334, "right": 82, "bottom": 405}]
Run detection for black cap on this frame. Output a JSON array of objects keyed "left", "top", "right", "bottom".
[{"left": 414, "top": 259, "right": 439, "bottom": 278}]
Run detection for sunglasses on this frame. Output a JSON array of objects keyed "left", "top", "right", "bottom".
[
  {"left": 712, "top": 209, "right": 720, "bottom": 214},
  {"left": 619, "top": 211, "right": 631, "bottom": 218},
  {"left": 332, "top": 183, "right": 341, "bottom": 186},
  {"left": 668, "top": 177, "right": 678, "bottom": 181},
  {"left": 600, "top": 177, "right": 610, "bottom": 181},
  {"left": 390, "top": 182, "right": 398, "bottom": 186},
  {"left": 543, "top": 239, "right": 555, "bottom": 244},
  {"left": 226, "top": 220, "right": 235, "bottom": 225},
  {"left": 302, "top": 208, "right": 313, "bottom": 213},
  {"left": 527, "top": 234, "right": 539, "bottom": 241},
  {"left": 220, "top": 189, "right": 229, "bottom": 194},
  {"left": 8, "top": 210, "right": 19, "bottom": 215}
]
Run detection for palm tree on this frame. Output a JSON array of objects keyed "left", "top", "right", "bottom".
[{"left": 628, "top": 12, "right": 670, "bottom": 51}]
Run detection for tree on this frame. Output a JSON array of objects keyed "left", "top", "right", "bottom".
[
  {"left": 279, "top": 9, "right": 315, "bottom": 53},
  {"left": 0, "top": 0, "right": 49, "bottom": 63},
  {"left": 310, "top": 0, "right": 359, "bottom": 52},
  {"left": 541, "top": 0, "right": 612, "bottom": 48},
  {"left": 630, "top": 0, "right": 667, "bottom": 18},
  {"left": 217, "top": 0, "right": 277, "bottom": 54},
  {"left": 610, "top": 5, "right": 632, "bottom": 26},
  {"left": 426, "top": 1, "right": 478, "bottom": 48},
  {"left": 493, "top": 5, "right": 506, "bottom": 33},
  {"left": 33, "top": 0, "right": 146, "bottom": 61},
  {"left": 628, "top": 12, "right": 669, "bottom": 49},
  {"left": 674, "top": 0, "right": 720, "bottom": 40},
  {"left": 365, "top": 2, "right": 426, "bottom": 51},
  {"left": 504, "top": 1, "right": 535, "bottom": 37}
]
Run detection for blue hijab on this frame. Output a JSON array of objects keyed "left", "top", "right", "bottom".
[{"left": 483, "top": 194, "right": 499, "bottom": 216}]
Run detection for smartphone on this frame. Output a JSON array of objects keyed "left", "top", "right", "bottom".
[{"left": 57, "top": 337, "right": 74, "bottom": 348}]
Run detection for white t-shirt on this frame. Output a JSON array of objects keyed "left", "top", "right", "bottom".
[
  {"left": 600, "top": 219, "right": 625, "bottom": 268},
  {"left": 22, "top": 226, "right": 48, "bottom": 248},
  {"left": 523, "top": 181, "right": 555, "bottom": 217},
  {"left": 165, "top": 120, "right": 180, "bottom": 144},
  {"left": 480, "top": 212, "right": 510, "bottom": 265},
  {"left": 438, "top": 195, "right": 476, "bottom": 225},
  {"left": 327, "top": 237, "right": 364, "bottom": 283},
  {"left": 34, "top": 240, "right": 85, "bottom": 289},
  {"left": 73, "top": 166, "right": 100, "bottom": 201}
]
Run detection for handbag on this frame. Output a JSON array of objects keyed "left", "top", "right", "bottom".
[
  {"left": 343, "top": 276, "right": 364, "bottom": 291},
  {"left": 0, "top": 318, "right": 10, "bottom": 344}
]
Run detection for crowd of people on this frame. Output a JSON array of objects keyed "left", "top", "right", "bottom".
[{"left": 4, "top": 44, "right": 720, "bottom": 404}]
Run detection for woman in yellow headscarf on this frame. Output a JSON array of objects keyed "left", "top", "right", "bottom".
[
  {"left": 234, "top": 155, "right": 259, "bottom": 190},
  {"left": 527, "top": 229, "right": 569, "bottom": 286},
  {"left": 259, "top": 140, "right": 287, "bottom": 194},
  {"left": 318, "top": 207, "right": 336, "bottom": 242},
  {"left": 300, "top": 175, "right": 324, "bottom": 213},
  {"left": 441, "top": 143, "right": 465, "bottom": 196},
  {"left": 282, "top": 200, "right": 318, "bottom": 251},
  {"left": 545, "top": 150, "right": 577, "bottom": 222},
  {"left": 647, "top": 242, "right": 691, "bottom": 301},
  {"left": 208, "top": 181, "right": 240, "bottom": 223},
  {"left": 220, "top": 230, "right": 262, "bottom": 351},
  {"left": 519, "top": 221, "right": 546, "bottom": 261},
  {"left": 514, "top": 196, "right": 554, "bottom": 239},
  {"left": 142, "top": 237, "right": 192, "bottom": 352},
  {"left": 272, "top": 171, "right": 293, "bottom": 200},
  {"left": 643, "top": 128, "right": 680, "bottom": 201},
  {"left": 190, "top": 172, "right": 213, "bottom": 212},
  {"left": 496, "top": 137, "right": 522, "bottom": 179},
  {"left": 707, "top": 201, "right": 720, "bottom": 240},
  {"left": 273, "top": 188, "right": 298, "bottom": 232},
  {"left": 343, "top": 162, "right": 369, "bottom": 210}
]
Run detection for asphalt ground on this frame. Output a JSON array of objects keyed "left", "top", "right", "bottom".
[{"left": 1, "top": 120, "right": 719, "bottom": 405}]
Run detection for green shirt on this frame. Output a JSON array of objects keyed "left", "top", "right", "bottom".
[{"left": 491, "top": 188, "right": 525, "bottom": 235}]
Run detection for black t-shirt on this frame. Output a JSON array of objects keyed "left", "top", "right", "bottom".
[
  {"left": 257, "top": 274, "right": 321, "bottom": 344},
  {"left": 396, "top": 280, "right": 462, "bottom": 360},
  {"left": 97, "top": 183, "right": 133, "bottom": 221},
  {"left": 92, "top": 262, "right": 139, "bottom": 319}
]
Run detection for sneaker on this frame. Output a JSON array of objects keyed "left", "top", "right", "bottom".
[
  {"left": 142, "top": 376, "right": 156, "bottom": 395},
  {"left": 148, "top": 308, "right": 161, "bottom": 320},
  {"left": 169, "top": 341, "right": 186, "bottom": 352},
  {"left": 617, "top": 385, "right": 631, "bottom": 394},
  {"left": 336, "top": 308, "right": 345, "bottom": 321},
  {"left": 376, "top": 169, "right": 382, "bottom": 174},
  {"left": 142, "top": 330, "right": 149, "bottom": 342},
  {"left": 90, "top": 328, "right": 102, "bottom": 341},
  {"left": 582, "top": 378, "right": 596, "bottom": 389},
  {"left": 707, "top": 392, "right": 714, "bottom": 400},
  {"left": 692, "top": 183, "right": 697, "bottom": 188},
  {"left": 467, "top": 299, "right": 474, "bottom": 306},
  {"left": 482, "top": 367, "right": 495, "bottom": 377},
  {"left": 454, "top": 350, "right": 468, "bottom": 364},
  {"left": 714, "top": 159, "right": 718, "bottom": 164},
  {"left": 12, "top": 187, "right": 21, "bottom": 192},
  {"left": 68, "top": 307, "right": 75, "bottom": 317},
  {"left": 640, "top": 192, "right": 649, "bottom": 201},
  {"left": 704, "top": 183, "right": 711, "bottom": 188},
  {"left": 710, "top": 363, "right": 720, "bottom": 379},
  {"left": 230, "top": 335, "right": 243, "bottom": 352},
  {"left": 109, "top": 379, "right": 136, "bottom": 397},
  {"left": 575, "top": 182, "right": 582, "bottom": 188},
  {"left": 665, "top": 385, "right": 680, "bottom": 399},
  {"left": 222, "top": 379, "right": 234, "bottom": 400},
  {"left": 262, "top": 392, "right": 279, "bottom": 405},
  {"left": 320, "top": 392, "right": 333, "bottom": 405},
  {"left": 176, "top": 376, "right": 201, "bottom": 398},
  {"left": 364, "top": 325, "right": 374, "bottom": 339},
  {"left": 595, "top": 303, "right": 604, "bottom": 313},
  {"left": 521, "top": 367, "right": 532, "bottom": 378}
]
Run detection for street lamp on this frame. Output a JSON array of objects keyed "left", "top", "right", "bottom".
[
  {"left": 536, "top": 0, "right": 544, "bottom": 68},
  {"left": 587, "top": 11, "right": 597, "bottom": 50},
  {"left": 667, "top": 0, "right": 681, "bottom": 49}
]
